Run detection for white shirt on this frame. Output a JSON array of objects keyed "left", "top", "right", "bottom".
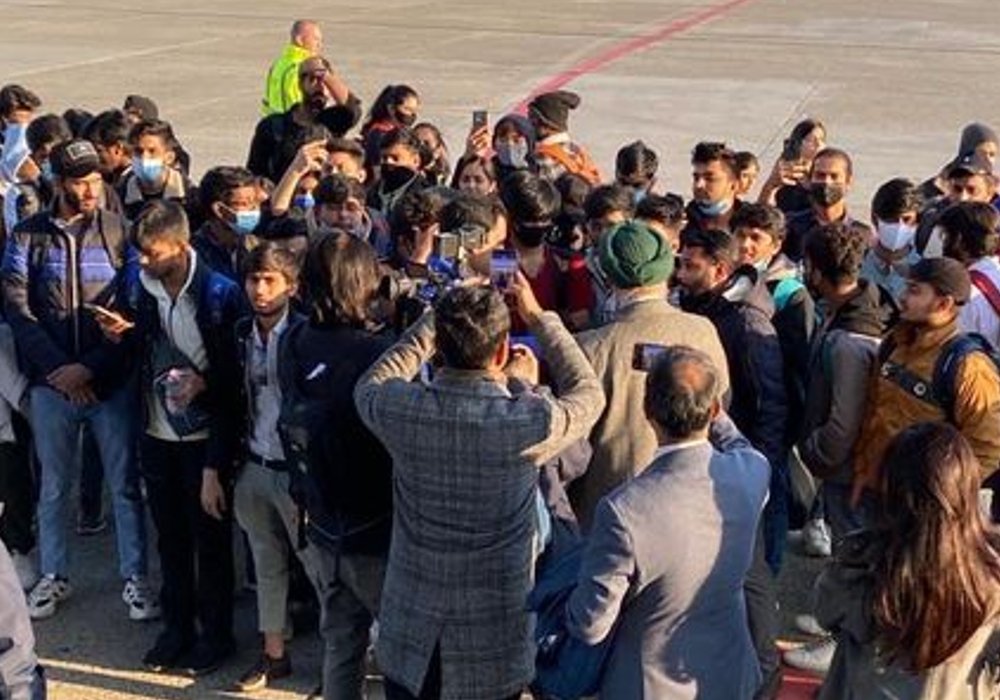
[
  {"left": 141, "top": 249, "right": 209, "bottom": 441},
  {"left": 247, "top": 311, "right": 289, "bottom": 460},
  {"left": 960, "top": 256, "right": 1000, "bottom": 348}
]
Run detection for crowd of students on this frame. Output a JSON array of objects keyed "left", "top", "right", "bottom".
[{"left": 1, "top": 17, "right": 1000, "bottom": 700}]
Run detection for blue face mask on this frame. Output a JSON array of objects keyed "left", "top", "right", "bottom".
[
  {"left": 39, "top": 160, "right": 53, "bottom": 183},
  {"left": 293, "top": 193, "right": 315, "bottom": 210},
  {"left": 632, "top": 187, "right": 647, "bottom": 206},
  {"left": 230, "top": 209, "right": 261, "bottom": 236},
  {"left": 132, "top": 156, "right": 164, "bottom": 185},
  {"left": 696, "top": 198, "right": 732, "bottom": 218}
]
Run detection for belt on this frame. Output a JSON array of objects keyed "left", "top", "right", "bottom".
[{"left": 247, "top": 452, "right": 290, "bottom": 472}]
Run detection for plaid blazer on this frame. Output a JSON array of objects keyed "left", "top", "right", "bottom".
[{"left": 355, "top": 311, "right": 605, "bottom": 700}]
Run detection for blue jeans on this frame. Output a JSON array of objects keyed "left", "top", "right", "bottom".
[
  {"left": 762, "top": 457, "right": 790, "bottom": 574},
  {"left": 31, "top": 384, "right": 146, "bottom": 579}
]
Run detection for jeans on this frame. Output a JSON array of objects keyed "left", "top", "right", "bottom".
[
  {"left": 30, "top": 385, "right": 146, "bottom": 579},
  {"left": 308, "top": 547, "right": 385, "bottom": 700},
  {"left": 141, "top": 436, "right": 234, "bottom": 650},
  {"left": 761, "top": 456, "right": 790, "bottom": 574}
]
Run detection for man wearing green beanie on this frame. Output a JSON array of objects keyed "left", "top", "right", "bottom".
[{"left": 570, "top": 220, "right": 730, "bottom": 531}]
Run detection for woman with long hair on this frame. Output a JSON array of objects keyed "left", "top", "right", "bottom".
[
  {"left": 816, "top": 422, "right": 1000, "bottom": 698},
  {"left": 360, "top": 84, "right": 420, "bottom": 170}
]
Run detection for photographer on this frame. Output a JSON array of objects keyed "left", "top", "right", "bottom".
[{"left": 354, "top": 279, "right": 605, "bottom": 700}]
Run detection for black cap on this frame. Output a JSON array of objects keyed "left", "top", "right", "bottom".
[
  {"left": 528, "top": 90, "right": 581, "bottom": 132},
  {"left": 50, "top": 139, "right": 100, "bottom": 179},
  {"left": 123, "top": 94, "right": 158, "bottom": 121},
  {"left": 947, "top": 151, "right": 993, "bottom": 179},
  {"left": 908, "top": 257, "right": 971, "bottom": 305}
]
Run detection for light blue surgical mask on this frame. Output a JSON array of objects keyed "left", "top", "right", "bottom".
[
  {"left": 132, "top": 156, "right": 164, "bottom": 185},
  {"left": 293, "top": 193, "right": 315, "bottom": 210},
  {"left": 496, "top": 141, "right": 529, "bottom": 169},
  {"left": 632, "top": 187, "right": 647, "bottom": 206},
  {"left": 696, "top": 198, "right": 732, "bottom": 218},
  {"left": 230, "top": 209, "right": 261, "bottom": 236}
]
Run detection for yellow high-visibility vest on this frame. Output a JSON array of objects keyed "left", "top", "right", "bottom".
[{"left": 262, "top": 44, "right": 312, "bottom": 116}]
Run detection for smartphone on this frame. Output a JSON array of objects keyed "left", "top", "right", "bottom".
[
  {"left": 83, "top": 302, "right": 134, "bottom": 327},
  {"left": 632, "top": 342, "right": 670, "bottom": 371},
  {"left": 490, "top": 249, "right": 519, "bottom": 291},
  {"left": 781, "top": 136, "right": 803, "bottom": 163},
  {"left": 472, "top": 109, "right": 488, "bottom": 131}
]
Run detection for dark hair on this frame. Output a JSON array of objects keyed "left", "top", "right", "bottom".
[
  {"left": 938, "top": 201, "right": 1000, "bottom": 260},
  {"left": 133, "top": 200, "right": 190, "bottom": 248},
  {"left": 636, "top": 193, "right": 685, "bottom": 229},
  {"left": 314, "top": 173, "right": 366, "bottom": 207},
  {"left": 644, "top": 345, "right": 720, "bottom": 438},
  {"left": 679, "top": 228, "right": 739, "bottom": 267},
  {"left": 583, "top": 184, "right": 635, "bottom": 222},
  {"left": 61, "top": 109, "right": 92, "bottom": 138},
  {"left": 871, "top": 178, "right": 923, "bottom": 222},
  {"left": 434, "top": 285, "right": 510, "bottom": 370},
  {"left": 440, "top": 192, "right": 501, "bottom": 233},
  {"left": 363, "top": 84, "right": 418, "bottom": 131},
  {"left": 83, "top": 110, "right": 131, "bottom": 148},
  {"left": 734, "top": 150, "right": 759, "bottom": 173},
  {"left": 25, "top": 114, "right": 71, "bottom": 153},
  {"left": 378, "top": 127, "right": 422, "bottom": 157},
  {"left": 304, "top": 232, "right": 380, "bottom": 327},
  {"left": 872, "top": 422, "right": 1000, "bottom": 671},
  {"left": 500, "top": 170, "right": 561, "bottom": 224},
  {"left": 812, "top": 147, "right": 853, "bottom": 178},
  {"left": 788, "top": 118, "right": 825, "bottom": 145},
  {"left": 128, "top": 118, "right": 179, "bottom": 153},
  {"left": 0, "top": 85, "right": 41, "bottom": 118},
  {"left": 802, "top": 222, "right": 869, "bottom": 285},
  {"left": 388, "top": 187, "right": 448, "bottom": 243},
  {"left": 451, "top": 155, "right": 497, "bottom": 190},
  {"left": 326, "top": 136, "right": 365, "bottom": 161},
  {"left": 554, "top": 172, "right": 593, "bottom": 212},
  {"left": 242, "top": 240, "right": 301, "bottom": 283},
  {"left": 691, "top": 141, "right": 738, "bottom": 179},
  {"left": 730, "top": 202, "right": 787, "bottom": 242},
  {"left": 615, "top": 140, "right": 658, "bottom": 184},
  {"left": 199, "top": 166, "right": 257, "bottom": 216}
]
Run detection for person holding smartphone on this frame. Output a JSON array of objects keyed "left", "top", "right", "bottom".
[{"left": 757, "top": 118, "right": 827, "bottom": 214}]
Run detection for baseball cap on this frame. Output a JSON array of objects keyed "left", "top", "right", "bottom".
[
  {"left": 947, "top": 152, "right": 993, "bottom": 179},
  {"left": 50, "top": 139, "right": 101, "bottom": 179},
  {"left": 907, "top": 257, "right": 971, "bottom": 305}
]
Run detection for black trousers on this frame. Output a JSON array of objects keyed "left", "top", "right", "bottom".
[
  {"left": 142, "top": 436, "right": 233, "bottom": 649},
  {"left": 383, "top": 646, "right": 521, "bottom": 700},
  {"left": 0, "top": 414, "right": 35, "bottom": 554},
  {"left": 744, "top": 526, "right": 780, "bottom": 681}
]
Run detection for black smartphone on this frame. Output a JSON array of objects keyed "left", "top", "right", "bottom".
[
  {"left": 632, "top": 342, "right": 670, "bottom": 371},
  {"left": 472, "top": 109, "right": 488, "bottom": 131},
  {"left": 781, "top": 136, "right": 803, "bottom": 163}
]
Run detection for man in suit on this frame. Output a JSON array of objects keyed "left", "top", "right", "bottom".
[
  {"left": 573, "top": 220, "right": 730, "bottom": 531},
  {"left": 568, "top": 345, "right": 770, "bottom": 700},
  {"left": 354, "top": 277, "right": 605, "bottom": 700}
]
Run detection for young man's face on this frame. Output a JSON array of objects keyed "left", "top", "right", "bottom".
[
  {"left": 214, "top": 185, "right": 259, "bottom": 223},
  {"left": 138, "top": 239, "right": 187, "bottom": 280},
  {"left": 810, "top": 155, "right": 851, "bottom": 187},
  {"left": 245, "top": 270, "right": 296, "bottom": 318},
  {"left": 677, "top": 246, "right": 727, "bottom": 296},
  {"left": 93, "top": 141, "right": 130, "bottom": 175},
  {"left": 899, "top": 281, "right": 948, "bottom": 324},
  {"left": 691, "top": 160, "right": 736, "bottom": 206},
  {"left": 60, "top": 172, "right": 104, "bottom": 216},
  {"left": 949, "top": 174, "right": 993, "bottom": 203},
  {"left": 317, "top": 196, "right": 365, "bottom": 233},
  {"left": 380, "top": 144, "right": 420, "bottom": 171},
  {"left": 133, "top": 134, "right": 172, "bottom": 165},
  {"left": 735, "top": 227, "right": 781, "bottom": 267}
]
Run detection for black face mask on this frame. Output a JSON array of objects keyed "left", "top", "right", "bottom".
[
  {"left": 380, "top": 164, "right": 416, "bottom": 192},
  {"left": 514, "top": 222, "right": 552, "bottom": 249},
  {"left": 809, "top": 182, "right": 845, "bottom": 207},
  {"left": 394, "top": 110, "right": 417, "bottom": 128}
]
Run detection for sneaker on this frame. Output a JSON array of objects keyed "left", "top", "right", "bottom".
[
  {"left": 794, "top": 613, "right": 830, "bottom": 638},
  {"left": 143, "top": 630, "right": 192, "bottom": 673},
  {"left": 76, "top": 512, "right": 108, "bottom": 536},
  {"left": 802, "top": 517, "right": 832, "bottom": 557},
  {"left": 784, "top": 637, "right": 836, "bottom": 675},
  {"left": 122, "top": 576, "right": 161, "bottom": 621},
  {"left": 234, "top": 653, "right": 292, "bottom": 692},
  {"left": 26, "top": 575, "right": 71, "bottom": 620},
  {"left": 11, "top": 550, "right": 39, "bottom": 591}
]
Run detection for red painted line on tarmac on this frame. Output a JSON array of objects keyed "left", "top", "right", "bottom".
[{"left": 513, "top": 0, "right": 760, "bottom": 112}]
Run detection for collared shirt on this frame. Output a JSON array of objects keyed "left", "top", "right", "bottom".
[
  {"left": 247, "top": 311, "right": 289, "bottom": 460},
  {"left": 653, "top": 438, "right": 710, "bottom": 461}
]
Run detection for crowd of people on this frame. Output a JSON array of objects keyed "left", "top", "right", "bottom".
[{"left": 1, "top": 16, "right": 1000, "bottom": 700}]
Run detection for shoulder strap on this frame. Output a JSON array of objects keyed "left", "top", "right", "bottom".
[
  {"left": 970, "top": 269, "right": 1000, "bottom": 317},
  {"left": 932, "top": 332, "right": 1000, "bottom": 422}
]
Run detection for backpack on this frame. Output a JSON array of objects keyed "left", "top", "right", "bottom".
[{"left": 536, "top": 141, "right": 602, "bottom": 185}]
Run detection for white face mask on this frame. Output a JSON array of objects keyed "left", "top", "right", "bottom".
[
  {"left": 876, "top": 220, "right": 916, "bottom": 252},
  {"left": 923, "top": 225, "right": 945, "bottom": 258}
]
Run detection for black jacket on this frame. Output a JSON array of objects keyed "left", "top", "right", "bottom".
[
  {"left": 125, "top": 254, "right": 245, "bottom": 477},
  {"left": 681, "top": 267, "right": 788, "bottom": 469}
]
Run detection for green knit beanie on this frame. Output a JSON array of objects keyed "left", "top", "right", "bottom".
[{"left": 598, "top": 220, "right": 674, "bottom": 289}]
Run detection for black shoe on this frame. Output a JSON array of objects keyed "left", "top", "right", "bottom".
[
  {"left": 142, "top": 631, "right": 192, "bottom": 673},
  {"left": 754, "top": 667, "right": 783, "bottom": 700},
  {"left": 176, "top": 640, "right": 234, "bottom": 677},
  {"left": 234, "top": 653, "right": 292, "bottom": 692}
]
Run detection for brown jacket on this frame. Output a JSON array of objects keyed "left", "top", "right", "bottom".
[{"left": 853, "top": 319, "right": 1000, "bottom": 501}]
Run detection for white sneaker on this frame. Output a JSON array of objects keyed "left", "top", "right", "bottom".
[
  {"left": 26, "top": 575, "right": 71, "bottom": 620},
  {"left": 794, "top": 613, "right": 830, "bottom": 637},
  {"left": 122, "top": 576, "right": 161, "bottom": 621},
  {"left": 802, "top": 517, "right": 833, "bottom": 557},
  {"left": 11, "top": 550, "right": 38, "bottom": 591},
  {"left": 784, "top": 637, "right": 836, "bottom": 674}
]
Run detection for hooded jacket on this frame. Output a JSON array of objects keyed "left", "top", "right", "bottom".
[{"left": 798, "top": 280, "right": 884, "bottom": 483}]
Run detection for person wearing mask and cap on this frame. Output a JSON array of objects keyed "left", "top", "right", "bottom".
[
  {"left": 572, "top": 220, "right": 729, "bottom": 532},
  {"left": 463, "top": 112, "right": 538, "bottom": 185},
  {"left": 853, "top": 257, "right": 1000, "bottom": 515},
  {"left": 783, "top": 148, "right": 871, "bottom": 263},
  {"left": 917, "top": 152, "right": 998, "bottom": 256},
  {"left": 528, "top": 90, "right": 601, "bottom": 185},
  {"left": 919, "top": 122, "right": 999, "bottom": 203},
  {"left": 860, "top": 178, "right": 923, "bottom": 301}
]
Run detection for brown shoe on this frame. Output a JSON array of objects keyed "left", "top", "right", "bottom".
[{"left": 234, "top": 653, "right": 292, "bottom": 692}]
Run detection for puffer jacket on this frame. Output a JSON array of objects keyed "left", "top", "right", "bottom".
[
  {"left": 853, "top": 318, "right": 1000, "bottom": 500},
  {"left": 798, "top": 280, "right": 884, "bottom": 484}
]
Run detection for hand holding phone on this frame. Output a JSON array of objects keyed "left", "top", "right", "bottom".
[
  {"left": 472, "top": 109, "right": 488, "bottom": 131},
  {"left": 84, "top": 302, "right": 134, "bottom": 341}
]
